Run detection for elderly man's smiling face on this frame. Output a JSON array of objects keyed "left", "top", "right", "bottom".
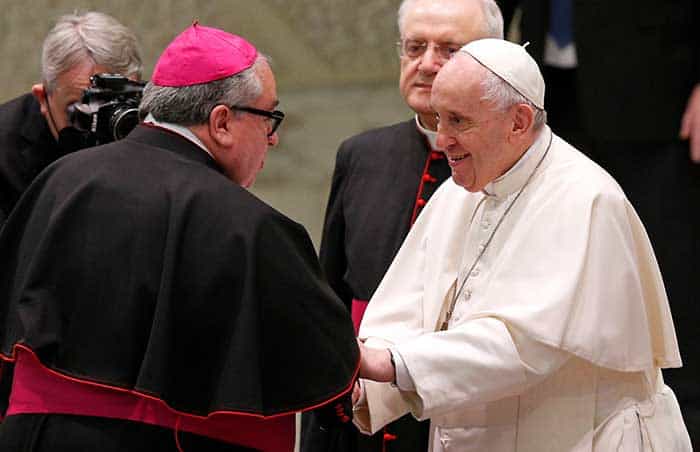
[{"left": 432, "top": 54, "right": 525, "bottom": 192}]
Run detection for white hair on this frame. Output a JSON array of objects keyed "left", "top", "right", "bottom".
[
  {"left": 397, "top": 0, "right": 504, "bottom": 39},
  {"left": 480, "top": 67, "right": 547, "bottom": 130},
  {"left": 41, "top": 11, "right": 142, "bottom": 92},
  {"left": 139, "top": 56, "right": 268, "bottom": 126}
]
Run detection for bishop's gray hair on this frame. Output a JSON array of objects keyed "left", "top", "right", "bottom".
[
  {"left": 41, "top": 11, "right": 142, "bottom": 93},
  {"left": 398, "top": 0, "right": 504, "bottom": 39},
  {"left": 139, "top": 55, "right": 268, "bottom": 126},
  {"left": 480, "top": 67, "right": 547, "bottom": 130}
]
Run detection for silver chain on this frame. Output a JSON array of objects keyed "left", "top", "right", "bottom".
[{"left": 440, "top": 131, "right": 553, "bottom": 331}]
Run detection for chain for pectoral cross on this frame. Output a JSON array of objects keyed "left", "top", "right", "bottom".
[{"left": 439, "top": 132, "right": 553, "bottom": 331}]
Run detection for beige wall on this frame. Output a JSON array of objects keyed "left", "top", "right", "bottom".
[{"left": 0, "top": 0, "right": 411, "bottom": 247}]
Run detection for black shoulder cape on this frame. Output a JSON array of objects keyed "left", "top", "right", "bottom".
[{"left": 0, "top": 125, "right": 359, "bottom": 418}]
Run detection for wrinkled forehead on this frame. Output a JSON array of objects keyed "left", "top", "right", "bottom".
[
  {"left": 432, "top": 54, "right": 485, "bottom": 103},
  {"left": 50, "top": 61, "right": 102, "bottom": 97},
  {"left": 400, "top": 0, "right": 485, "bottom": 42},
  {"left": 436, "top": 52, "right": 484, "bottom": 87}
]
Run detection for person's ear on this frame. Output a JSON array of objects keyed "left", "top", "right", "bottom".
[
  {"left": 510, "top": 103, "right": 535, "bottom": 139},
  {"left": 31, "top": 83, "right": 60, "bottom": 138},
  {"left": 31, "top": 84, "right": 49, "bottom": 115},
  {"left": 208, "top": 105, "right": 236, "bottom": 148}
]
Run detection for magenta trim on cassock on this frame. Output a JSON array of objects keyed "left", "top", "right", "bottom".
[{"left": 7, "top": 347, "right": 294, "bottom": 452}]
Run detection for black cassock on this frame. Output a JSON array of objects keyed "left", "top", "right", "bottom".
[
  {"left": 0, "top": 125, "right": 359, "bottom": 451},
  {"left": 303, "top": 119, "right": 451, "bottom": 452}
]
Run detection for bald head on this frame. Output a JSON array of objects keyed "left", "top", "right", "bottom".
[{"left": 398, "top": 0, "right": 504, "bottom": 39}]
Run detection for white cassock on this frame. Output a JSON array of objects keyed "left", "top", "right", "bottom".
[{"left": 354, "top": 126, "right": 692, "bottom": 451}]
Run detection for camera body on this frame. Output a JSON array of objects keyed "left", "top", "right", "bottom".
[{"left": 68, "top": 74, "right": 146, "bottom": 144}]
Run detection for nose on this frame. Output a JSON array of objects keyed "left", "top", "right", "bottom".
[
  {"left": 267, "top": 132, "right": 279, "bottom": 147},
  {"left": 436, "top": 125, "right": 453, "bottom": 150},
  {"left": 417, "top": 46, "right": 443, "bottom": 75}
]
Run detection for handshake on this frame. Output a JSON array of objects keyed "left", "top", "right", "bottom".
[
  {"left": 352, "top": 339, "right": 395, "bottom": 405},
  {"left": 314, "top": 339, "right": 394, "bottom": 430}
]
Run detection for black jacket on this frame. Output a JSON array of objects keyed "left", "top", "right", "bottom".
[{"left": 0, "top": 93, "right": 62, "bottom": 224}]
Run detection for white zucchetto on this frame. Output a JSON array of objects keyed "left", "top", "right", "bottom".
[{"left": 461, "top": 38, "right": 546, "bottom": 109}]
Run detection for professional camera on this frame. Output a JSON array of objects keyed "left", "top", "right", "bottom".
[{"left": 68, "top": 73, "right": 146, "bottom": 144}]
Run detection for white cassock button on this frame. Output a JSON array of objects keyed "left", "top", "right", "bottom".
[
  {"left": 477, "top": 244, "right": 486, "bottom": 253},
  {"left": 463, "top": 288, "right": 472, "bottom": 300},
  {"left": 471, "top": 268, "right": 480, "bottom": 277}
]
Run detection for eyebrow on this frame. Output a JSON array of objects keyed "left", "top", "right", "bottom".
[{"left": 404, "top": 37, "right": 462, "bottom": 46}]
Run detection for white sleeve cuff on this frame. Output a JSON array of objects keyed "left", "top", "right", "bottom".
[{"left": 390, "top": 347, "right": 416, "bottom": 391}]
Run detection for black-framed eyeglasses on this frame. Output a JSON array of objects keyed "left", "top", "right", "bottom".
[{"left": 232, "top": 106, "right": 285, "bottom": 137}]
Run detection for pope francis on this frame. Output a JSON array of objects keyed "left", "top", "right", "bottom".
[{"left": 353, "top": 39, "right": 692, "bottom": 451}]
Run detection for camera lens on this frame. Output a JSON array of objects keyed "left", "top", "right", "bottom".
[{"left": 109, "top": 106, "right": 140, "bottom": 141}]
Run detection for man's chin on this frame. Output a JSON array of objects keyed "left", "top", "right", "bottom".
[
  {"left": 405, "top": 95, "right": 432, "bottom": 114},
  {"left": 453, "top": 175, "right": 480, "bottom": 193}
]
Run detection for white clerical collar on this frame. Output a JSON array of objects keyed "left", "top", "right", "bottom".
[
  {"left": 414, "top": 115, "right": 443, "bottom": 151},
  {"left": 143, "top": 113, "right": 215, "bottom": 160},
  {"left": 483, "top": 125, "right": 551, "bottom": 199}
]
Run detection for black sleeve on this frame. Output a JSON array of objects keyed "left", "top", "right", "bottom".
[
  {"left": 319, "top": 143, "right": 353, "bottom": 311},
  {"left": 0, "top": 362, "right": 12, "bottom": 419},
  {"left": 254, "top": 211, "right": 360, "bottom": 412},
  {"left": 300, "top": 392, "right": 357, "bottom": 452}
]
